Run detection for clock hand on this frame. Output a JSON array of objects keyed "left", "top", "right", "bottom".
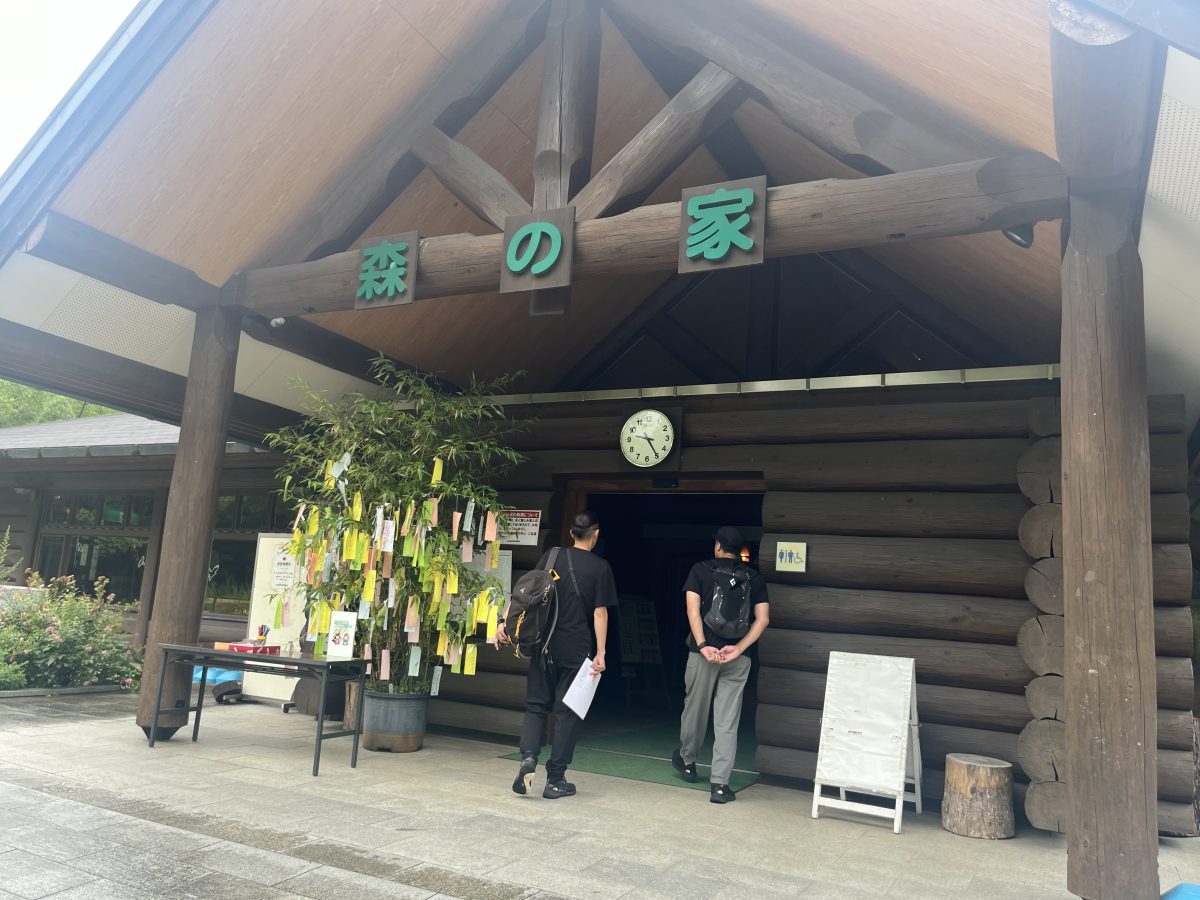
[{"left": 640, "top": 434, "right": 660, "bottom": 459}]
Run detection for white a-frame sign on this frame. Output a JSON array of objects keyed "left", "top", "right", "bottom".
[{"left": 811, "top": 652, "right": 922, "bottom": 834}]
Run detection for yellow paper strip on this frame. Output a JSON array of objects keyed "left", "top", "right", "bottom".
[
  {"left": 464, "top": 643, "right": 477, "bottom": 676},
  {"left": 488, "top": 540, "right": 500, "bottom": 570},
  {"left": 306, "top": 508, "right": 319, "bottom": 536},
  {"left": 431, "top": 457, "right": 443, "bottom": 484},
  {"left": 323, "top": 459, "right": 335, "bottom": 491},
  {"left": 318, "top": 601, "right": 332, "bottom": 634},
  {"left": 352, "top": 491, "right": 363, "bottom": 522},
  {"left": 362, "top": 569, "right": 377, "bottom": 605},
  {"left": 486, "top": 605, "right": 498, "bottom": 641},
  {"left": 446, "top": 568, "right": 458, "bottom": 596},
  {"left": 436, "top": 630, "right": 447, "bottom": 657}
]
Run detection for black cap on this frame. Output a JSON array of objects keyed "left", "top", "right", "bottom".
[{"left": 714, "top": 526, "right": 744, "bottom": 553}]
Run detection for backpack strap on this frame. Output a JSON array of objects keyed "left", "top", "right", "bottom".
[
  {"left": 544, "top": 546, "right": 561, "bottom": 573},
  {"left": 538, "top": 547, "right": 578, "bottom": 666}
]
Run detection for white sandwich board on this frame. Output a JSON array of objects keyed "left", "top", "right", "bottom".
[{"left": 811, "top": 651, "right": 922, "bottom": 834}]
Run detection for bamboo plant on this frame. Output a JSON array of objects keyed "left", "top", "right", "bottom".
[{"left": 267, "top": 360, "right": 525, "bottom": 694}]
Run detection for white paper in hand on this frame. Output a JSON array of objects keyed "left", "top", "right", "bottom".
[{"left": 562, "top": 658, "right": 601, "bottom": 719}]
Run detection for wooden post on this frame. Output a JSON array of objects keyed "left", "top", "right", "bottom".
[
  {"left": 1049, "top": 2, "right": 1163, "bottom": 896},
  {"left": 132, "top": 487, "right": 169, "bottom": 646},
  {"left": 136, "top": 307, "right": 241, "bottom": 736},
  {"left": 528, "top": 0, "right": 601, "bottom": 316}
]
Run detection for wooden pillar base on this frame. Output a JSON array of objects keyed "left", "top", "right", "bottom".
[{"left": 941, "top": 753, "right": 1015, "bottom": 839}]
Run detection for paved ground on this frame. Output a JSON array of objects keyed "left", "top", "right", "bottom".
[{"left": 0, "top": 693, "right": 1196, "bottom": 899}]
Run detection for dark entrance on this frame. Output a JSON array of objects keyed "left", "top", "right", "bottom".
[{"left": 562, "top": 489, "right": 764, "bottom": 789}]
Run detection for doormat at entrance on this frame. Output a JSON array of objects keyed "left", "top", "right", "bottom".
[
  {"left": 577, "top": 723, "right": 757, "bottom": 773},
  {"left": 501, "top": 747, "right": 758, "bottom": 792}
]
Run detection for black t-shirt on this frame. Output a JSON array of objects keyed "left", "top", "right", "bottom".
[
  {"left": 683, "top": 558, "right": 769, "bottom": 652},
  {"left": 535, "top": 546, "right": 619, "bottom": 665}
]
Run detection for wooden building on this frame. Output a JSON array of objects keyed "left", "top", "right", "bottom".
[{"left": 1, "top": 1, "right": 1198, "bottom": 896}]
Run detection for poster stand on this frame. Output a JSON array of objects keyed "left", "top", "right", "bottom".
[{"left": 811, "top": 652, "right": 922, "bottom": 834}]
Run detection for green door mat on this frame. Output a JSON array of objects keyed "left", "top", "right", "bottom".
[{"left": 502, "top": 724, "right": 758, "bottom": 793}]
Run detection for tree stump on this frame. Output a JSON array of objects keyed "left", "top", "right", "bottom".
[{"left": 941, "top": 753, "right": 1015, "bottom": 839}]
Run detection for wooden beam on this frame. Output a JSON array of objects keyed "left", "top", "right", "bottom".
[
  {"left": 137, "top": 306, "right": 242, "bottom": 735},
  {"left": 0, "top": 317, "right": 295, "bottom": 444},
  {"left": 607, "top": 0, "right": 976, "bottom": 176},
  {"left": 1087, "top": 0, "right": 1200, "bottom": 56},
  {"left": 411, "top": 127, "right": 530, "bottom": 230},
  {"left": 529, "top": 0, "right": 602, "bottom": 316},
  {"left": 573, "top": 62, "right": 743, "bottom": 219},
  {"left": 251, "top": 0, "right": 550, "bottom": 266},
  {"left": 234, "top": 153, "right": 1067, "bottom": 318},
  {"left": 1050, "top": 2, "right": 1163, "bottom": 897},
  {"left": 23, "top": 211, "right": 218, "bottom": 310}
]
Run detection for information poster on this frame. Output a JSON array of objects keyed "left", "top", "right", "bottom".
[
  {"left": 498, "top": 510, "right": 541, "bottom": 546},
  {"left": 242, "top": 534, "right": 307, "bottom": 702}
]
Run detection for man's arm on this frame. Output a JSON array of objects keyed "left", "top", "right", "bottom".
[
  {"left": 720, "top": 601, "right": 769, "bottom": 662},
  {"left": 687, "top": 591, "right": 721, "bottom": 663},
  {"left": 592, "top": 607, "right": 608, "bottom": 673}
]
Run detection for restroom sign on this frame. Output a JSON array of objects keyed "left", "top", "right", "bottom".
[{"left": 776, "top": 541, "right": 807, "bottom": 573}]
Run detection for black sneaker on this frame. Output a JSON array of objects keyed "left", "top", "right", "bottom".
[
  {"left": 671, "top": 749, "right": 698, "bottom": 783},
  {"left": 710, "top": 783, "right": 736, "bottom": 804},
  {"left": 542, "top": 779, "right": 577, "bottom": 799},
  {"left": 512, "top": 756, "right": 537, "bottom": 795}
]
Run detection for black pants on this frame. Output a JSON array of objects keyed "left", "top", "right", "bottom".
[{"left": 519, "top": 658, "right": 584, "bottom": 781}]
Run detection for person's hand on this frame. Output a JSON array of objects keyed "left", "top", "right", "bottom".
[
  {"left": 591, "top": 653, "right": 606, "bottom": 675},
  {"left": 719, "top": 645, "right": 744, "bottom": 663},
  {"left": 701, "top": 646, "right": 722, "bottom": 664},
  {"left": 492, "top": 622, "right": 509, "bottom": 648}
]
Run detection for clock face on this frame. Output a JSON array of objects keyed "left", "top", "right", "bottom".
[{"left": 620, "top": 409, "right": 675, "bottom": 468}]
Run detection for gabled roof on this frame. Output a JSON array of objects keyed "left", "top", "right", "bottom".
[{"left": 0, "top": 412, "right": 256, "bottom": 458}]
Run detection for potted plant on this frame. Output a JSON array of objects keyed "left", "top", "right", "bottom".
[{"left": 268, "top": 360, "right": 523, "bottom": 751}]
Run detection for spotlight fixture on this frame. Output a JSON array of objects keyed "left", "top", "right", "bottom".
[
  {"left": 269, "top": 317, "right": 286, "bottom": 328},
  {"left": 1002, "top": 224, "right": 1035, "bottom": 248}
]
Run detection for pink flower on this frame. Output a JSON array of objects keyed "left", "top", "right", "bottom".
[{"left": 84, "top": 646, "right": 93, "bottom": 653}]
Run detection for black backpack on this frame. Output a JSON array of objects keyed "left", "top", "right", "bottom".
[
  {"left": 506, "top": 547, "right": 578, "bottom": 662},
  {"left": 702, "top": 561, "right": 754, "bottom": 640}
]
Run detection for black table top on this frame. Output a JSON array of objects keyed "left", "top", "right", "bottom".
[{"left": 157, "top": 642, "right": 366, "bottom": 672}]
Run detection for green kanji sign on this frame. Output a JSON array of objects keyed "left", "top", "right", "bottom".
[
  {"left": 500, "top": 206, "right": 575, "bottom": 294},
  {"left": 677, "top": 176, "right": 767, "bottom": 274},
  {"left": 354, "top": 231, "right": 420, "bottom": 309}
]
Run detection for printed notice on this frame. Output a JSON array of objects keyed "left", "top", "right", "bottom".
[
  {"left": 775, "top": 541, "right": 807, "bottom": 573},
  {"left": 499, "top": 510, "right": 541, "bottom": 546}
]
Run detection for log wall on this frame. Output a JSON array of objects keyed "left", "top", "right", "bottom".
[
  {"left": 0, "top": 487, "right": 37, "bottom": 583},
  {"left": 424, "top": 390, "right": 1197, "bottom": 834}
]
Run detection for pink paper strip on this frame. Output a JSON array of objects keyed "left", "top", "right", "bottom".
[
  {"left": 452, "top": 511, "right": 462, "bottom": 542},
  {"left": 380, "top": 648, "right": 391, "bottom": 680},
  {"left": 484, "top": 511, "right": 497, "bottom": 542}
]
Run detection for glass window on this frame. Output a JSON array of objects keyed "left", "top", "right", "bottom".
[
  {"left": 205, "top": 539, "right": 255, "bottom": 616},
  {"left": 273, "top": 496, "right": 297, "bottom": 531},
  {"left": 101, "top": 496, "right": 128, "bottom": 526},
  {"left": 48, "top": 495, "right": 71, "bottom": 527},
  {"left": 128, "top": 495, "right": 153, "bottom": 528},
  {"left": 90, "top": 536, "right": 148, "bottom": 603},
  {"left": 238, "top": 494, "right": 270, "bottom": 531},
  {"left": 38, "top": 535, "right": 66, "bottom": 579},
  {"left": 213, "top": 495, "right": 237, "bottom": 530},
  {"left": 73, "top": 495, "right": 100, "bottom": 527}
]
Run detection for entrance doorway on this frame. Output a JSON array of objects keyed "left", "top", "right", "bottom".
[{"left": 560, "top": 484, "right": 764, "bottom": 791}]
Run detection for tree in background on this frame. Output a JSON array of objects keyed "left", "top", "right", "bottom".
[{"left": 0, "top": 380, "right": 112, "bottom": 428}]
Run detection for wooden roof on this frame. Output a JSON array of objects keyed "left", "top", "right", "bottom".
[{"left": 42, "top": 0, "right": 1065, "bottom": 389}]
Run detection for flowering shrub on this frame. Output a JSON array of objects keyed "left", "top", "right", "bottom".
[
  {"left": 0, "top": 574, "right": 142, "bottom": 690},
  {"left": 0, "top": 661, "right": 24, "bottom": 690}
]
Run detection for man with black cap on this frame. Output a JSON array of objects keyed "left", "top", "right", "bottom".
[{"left": 672, "top": 526, "right": 769, "bottom": 803}]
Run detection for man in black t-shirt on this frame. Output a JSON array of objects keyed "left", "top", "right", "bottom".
[
  {"left": 672, "top": 526, "right": 769, "bottom": 804},
  {"left": 497, "top": 511, "right": 618, "bottom": 799}
]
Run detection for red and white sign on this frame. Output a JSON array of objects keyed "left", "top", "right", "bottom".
[{"left": 499, "top": 509, "right": 542, "bottom": 546}]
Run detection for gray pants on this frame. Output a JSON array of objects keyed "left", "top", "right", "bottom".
[{"left": 679, "top": 652, "right": 751, "bottom": 785}]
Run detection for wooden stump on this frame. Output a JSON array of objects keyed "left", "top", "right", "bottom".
[{"left": 941, "top": 753, "right": 1015, "bottom": 839}]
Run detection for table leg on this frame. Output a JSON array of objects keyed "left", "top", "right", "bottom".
[
  {"left": 192, "top": 665, "right": 209, "bottom": 742},
  {"left": 149, "top": 647, "right": 170, "bottom": 747},
  {"left": 313, "top": 669, "right": 328, "bottom": 777},
  {"left": 351, "top": 671, "right": 365, "bottom": 768}
]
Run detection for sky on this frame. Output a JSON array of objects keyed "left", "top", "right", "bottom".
[{"left": 0, "top": 0, "right": 139, "bottom": 177}]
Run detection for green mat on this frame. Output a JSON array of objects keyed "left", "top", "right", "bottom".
[{"left": 501, "top": 723, "right": 758, "bottom": 793}]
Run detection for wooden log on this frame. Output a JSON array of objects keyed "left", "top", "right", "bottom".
[
  {"left": 758, "top": 629, "right": 1032, "bottom": 694},
  {"left": 428, "top": 699, "right": 524, "bottom": 737},
  {"left": 761, "top": 533, "right": 1031, "bottom": 599},
  {"left": 437, "top": 670, "right": 526, "bottom": 710},
  {"left": 478, "top": 646, "right": 531, "bottom": 676},
  {"left": 757, "top": 666, "right": 1033, "bottom": 733},
  {"left": 1017, "top": 717, "right": 1196, "bottom": 804},
  {"left": 1017, "top": 719, "right": 1066, "bottom": 783},
  {"left": 1027, "top": 543, "right": 1196, "bottom": 609},
  {"left": 1019, "top": 495, "right": 1190, "bottom": 556},
  {"left": 1017, "top": 433, "right": 1187, "bottom": 503},
  {"left": 692, "top": 438, "right": 1031, "bottom": 492},
  {"left": 411, "top": 126, "right": 531, "bottom": 230},
  {"left": 1020, "top": 611, "right": 1194, "bottom": 673},
  {"left": 607, "top": 0, "right": 974, "bottom": 175},
  {"left": 941, "top": 754, "right": 1015, "bottom": 839},
  {"left": 573, "top": 62, "right": 743, "bottom": 220},
  {"left": 763, "top": 492, "right": 1030, "bottom": 539},
  {"left": 1025, "top": 780, "right": 1199, "bottom": 837},
  {"left": 234, "top": 154, "right": 1068, "bottom": 318},
  {"left": 1025, "top": 675, "right": 1195, "bottom": 750},
  {"left": 1027, "top": 394, "right": 1185, "bottom": 437},
  {"left": 136, "top": 307, "right": 242, "bottom": 734},
  {"left": 496, "top": 491, "right": 554, "bottom": 516},
  {"left": 768, "top": 584, "right": 1035, "bottom": 645}
]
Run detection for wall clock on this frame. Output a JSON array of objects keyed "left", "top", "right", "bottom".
[{"left": 620, "top": 409, "right": 675, "bottom": 468}]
